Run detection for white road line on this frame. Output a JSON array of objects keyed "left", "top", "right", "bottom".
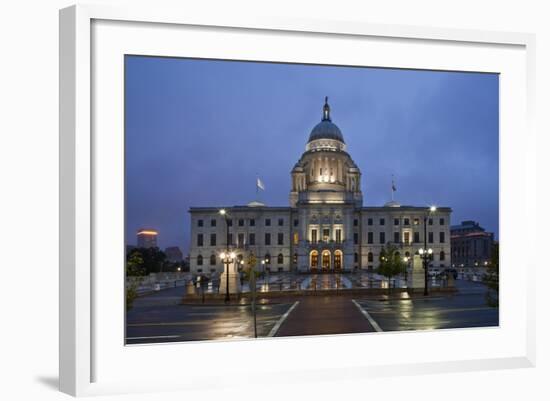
[
  {"left": 126, "top": 335, "right": 180, "bottom": 340},
  {"left": 352, "top": 299, "right": 383, "bottom": 332},
  {"left": 267, "top": 301, "right": 299, "bottom": 337}
]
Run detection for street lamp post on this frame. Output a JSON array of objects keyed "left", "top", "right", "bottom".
[
  {"left": 219, "top": 209, "right": 234, "bottom": 303},
  {"left": 220, "top": 251, "right": 236, "bottom": 303},
  {"left": 421, "top": 206, "right": 437, "bottom": 296}
]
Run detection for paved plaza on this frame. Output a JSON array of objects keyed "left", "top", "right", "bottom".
[{"left": 126, "top": 278, "right": 498, "bottom": 344}]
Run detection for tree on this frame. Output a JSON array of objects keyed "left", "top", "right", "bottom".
[
  {"left": 125, "top": 250, "right": 145, "bottom": 311},
  {"left": 126, "top": 247, "right": 167, "bottom": 275},
  {"left": 377, "top": 244, "right": 407, "bottom": 291},
  {"left": 483, "top": 242, "right": 499, "bottom": 307}
]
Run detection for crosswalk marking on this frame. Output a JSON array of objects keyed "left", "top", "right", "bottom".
[
  {"left": 352, "top": 299, "right": 383, "bottom": 332},
  {"left": 268, "top": 301, "right": 299, "bottom": 337}
]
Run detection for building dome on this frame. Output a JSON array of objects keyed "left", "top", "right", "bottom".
[
  {"left": 307, "top": 97, "right": 345, "bottom": 144},
  {"left": 308, "top": 120, "right": 345, "bottom": 143}
]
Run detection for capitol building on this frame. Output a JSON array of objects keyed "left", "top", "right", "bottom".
[{"left": 189, "top": 99, "right": 452, "bottom": 274}]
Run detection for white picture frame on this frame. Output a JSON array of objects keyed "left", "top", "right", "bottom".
[{"left": 59, "top": 4, "right": 536, "bottom": 397}]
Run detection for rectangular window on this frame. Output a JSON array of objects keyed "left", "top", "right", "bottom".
[
  {"left": 265, "top": 233, "right": 271, "bottom": 245},
  {"left": 353, "top": 219, "right": 358, "bottom": 227},
  {"left": 322, "top": 229, "right": 330, "bottom": 242},
  {"left": 404, "top": 218, "right": 410, "bottom": 226},
  {"left": 439, "top": 232, "right": 445, "bottom": 243},
  {"left": 227, "top": 219, "right": 233, "bottom": 227},
  {"left": 311, "top": 229, "right": 317, "bottom": 243},
  {"left": 293, "top": 232, "right": 299, "bottom": 245},
  {"left": 413, "top": 218, "right": 419, "bottom": 225},
  {"left": 197, "top": 233, "right": 203, "bottom": 247},
  {"left": 428, "top": 218, "right": 433, "bottom": 225},
  {"left": 394, "top": 232, "right": 399, "bottom": 243},
  {"left": 354, "top": 253, "right": 358, "bottom": 263},
  {"left": 414, "top": 232, "right": 420, "bottom": 243},
  {"left": 249, "top": 233, "right": 255, "bottom": 246},
  {"left": 353, "top": 233, "right": 359, "bottom": 245},
  {"left": 210, "top": 233, "right": 216, "bottom": 246},
  {"left": 211, "top": 219, "right": 216, "bottom": 227},
  {"left": 238, "top": 233, "right": 244, "bottom": 247},
  {"left": 293, "top": 219, "right": 299, "bottom": 227},
  {"left": 404, "top": 232, "right": 410, "bottom": 244},
  {"left": 379, "top": 218, "right": 385, "bottom": 226},
  {"left": 336, "top": 229, "right": 342, "bottom": 243},
  {"left": 228, "top": 233, "right": 233, "bottom": 246},
  {"left": 278, "top": 233, "right": 284, "bottom": 245},
  {"left": 249, "top": 218, "right": 255, "bottom": 226},
  {"left": 367, "top": 218, "right": 373, "bottom": 226},
  {"left": 394, "top": 218, "right": 399, "bottom": 226},
  {"left": 278, "top": 218, "right": 284, "bottom": 226},
  {"left": 197, "top": 219, "right": 203, "bottom": 227},
  {"left": 238, "top": 219, "right": 244, "bottom": 227},
  {"left": 265, "top": 218, "right": 271, "bottom": 226},
  {"left": 428, "top": 232, "right": 434, "bottom": 243},
  {"left": 439, "top": 218, "right": 445, "bottom": 225},
  {"left": 367, "top": 232, "right": 373, "bottom": 244},
  {"left": 379, "top": 232, "right": 386, "bottom": 244}
]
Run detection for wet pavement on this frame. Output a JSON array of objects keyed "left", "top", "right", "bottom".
[
  {"left": 353, "top": 280, "right": 498, "bottom": 331},
  {"left": 126, "top": 279, "right": 498, "bottom": 344},
  {"left": 127, "top": 284, "right": 296, "bottom": 344},
  {"left": 275, "top": 295, "right": 375, "bottom": 337}
]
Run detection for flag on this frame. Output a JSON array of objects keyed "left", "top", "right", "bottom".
[
  {"left": 391, "top": 176, "right": 396, "bottom": 192},
  {"left": 256, "top": 177, "right": 265, "bottom": 191}
]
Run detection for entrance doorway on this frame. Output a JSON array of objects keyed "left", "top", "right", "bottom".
[
  {"left": 334, "top": 250, "right": 342, "bottom": 270},
  {"left": 322, "top": 250, "right": 331, "bottom": 270}
]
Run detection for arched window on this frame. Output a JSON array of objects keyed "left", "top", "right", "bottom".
[
  {"left": 210, "top": 254, "right": 216, "bottom": 265},
  {"left": 368, "top": 252, "right": 373, "bottom": 262},
  {"left": 395, "top": 251, "right": 400, "bottom": 259},
  {"left": 277, "top": 253, "right": 284, "bottom": 264},
  {"left": 197, "top": 255, "right": 203, "bottom": 266},
  {"left": 440, "top": 251, "right": 445, "bottom": 261},
  {"left": 354, "top": 252, "right": 359, "bottom": 263},
  {"left": 264, "top": 254, "right": 271, "bottom": 264},
  {"left": 405, "top": 251, "right": 410, "bottom": 257}
]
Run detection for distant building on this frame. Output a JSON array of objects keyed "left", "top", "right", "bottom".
[
  {"left": 451, "top": 221, "right": 494, "bottom": 267},
  {"left": 136, "top": 228, "right": 158, "bottom": 248},
  {"left": 165, "top": 246, "right": 183, "bottom": 263}
]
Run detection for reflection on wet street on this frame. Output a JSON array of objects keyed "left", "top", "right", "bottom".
[
  {"left": 126, "top": 300, "right": 294, "bottom": 344},
  {"left": 354, "top": 280, "right": 498, "bottom": 331}
]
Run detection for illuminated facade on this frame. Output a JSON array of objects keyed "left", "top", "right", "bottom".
[{"left": 189, "top": 99, "right": 452, "bottom": 274}]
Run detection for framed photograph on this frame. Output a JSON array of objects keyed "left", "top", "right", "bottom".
[{"left": 60, "top": 4, "right": 536, "bottom": 397}]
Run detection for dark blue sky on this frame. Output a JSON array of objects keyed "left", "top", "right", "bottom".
[{"left": 125, "top": 56, "right": 499, "bottom": 254}]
